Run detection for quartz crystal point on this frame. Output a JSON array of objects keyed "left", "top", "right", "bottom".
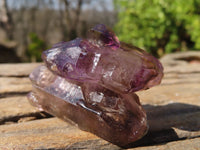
[
  {"left": 28, "top": 65, "right": 148, "bottom": 146},
  {"left": 42, "top": 24, "right": 163, "bottom": 93},
  {"left": 28, "top": 24, "right": 163, "bottom": 147}
]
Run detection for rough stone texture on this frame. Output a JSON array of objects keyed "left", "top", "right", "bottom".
[{"left": 0, "top": 51, "right": 200, "bottom": 149}]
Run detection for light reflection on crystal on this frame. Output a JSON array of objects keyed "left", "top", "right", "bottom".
[{"left": 28, "top": 24, "right": 163, "bottom": 147}]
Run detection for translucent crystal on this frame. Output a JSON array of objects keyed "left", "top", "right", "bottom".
[
  {"left": 28, "top": 65, "right": 148, "bottom": 146},
  {"left": 42, "top": 24, "right": 163, "bottom": 93},
  {"left": 28, "top": 24, "right": 163, "bottom": 147}
]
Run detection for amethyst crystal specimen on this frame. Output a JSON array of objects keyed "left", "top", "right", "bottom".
[
  {"left": 42, "top": 25, "right": 162, "bottom": 93},
  {"left": 28, "top": 24, "right": 163, "bottom": 147},
  {"left": 28, "top": 65, "right": 147, "bottom": 146}
]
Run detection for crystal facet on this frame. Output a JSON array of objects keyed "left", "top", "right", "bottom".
[
  {"left": 28, "top": 24, "right": 163, "bottom": 147},
  {"left": 28, "top": 65, "right": 148, "bottom": 146},
  {"left": 42, "top": 25, "right": 163, "bottom": 93}
]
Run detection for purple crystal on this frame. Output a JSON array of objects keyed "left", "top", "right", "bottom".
[
  {"left": 28, "top": 65, "right": 148, "bottom": 146},
  {"left": 89, "top": 24, "right": 120, "bottom": 49},
  {"left": 42, "top": 25, "right": 163, "bottom": 93},
  {"left": 28, "top": 24, "right": 163, "bottom": 147}
]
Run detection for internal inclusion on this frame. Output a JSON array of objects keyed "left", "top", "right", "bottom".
[
  {"left": 28, "top": 24, "right": 163, "bottom": 147},
  {"left": 28, "top": 65, "right": 148, "bottom": 146}
]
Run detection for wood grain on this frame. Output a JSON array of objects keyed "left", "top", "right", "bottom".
[
  {"left": 0, "top": 96, "right": 41, "bottom": 124},
  {"left": 0, "top": 77, "right": 31, "bottom": 95},
  {"left": 0, "top": 52, "right": 200, "bottom": 149},
  {"left": 0, "top": 63, "right": 41, "bottom": 77}
]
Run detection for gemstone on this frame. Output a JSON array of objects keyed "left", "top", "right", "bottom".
[
  {"left": 28, "top": 24, "right": 163, "bottom": 147},
  {"left": 28, "top": 65, "right": 148, "bottom": 146},
  {"left": 42, "top": 24, "right": 163, "bottom": 93}
]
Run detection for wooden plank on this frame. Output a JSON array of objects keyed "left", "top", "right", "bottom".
[
  {"left": 163, "top": 64, "right": 200, "bottom": 73},
  {"left": 0, "top": 51, "right": 200, "bottom": 149},
  {"left": 133, "top": 137, "right": 200, "bottom": 150},
  {"left": 1, "top": 84, "right": 199, "bottom": 131},
  {"left": 146, "top": 105, "right": 200, "bottom": 132},
  {"left": 0, "top": 63, "right": 41, "bottom": 77},
  {"left": 0, "top": 62, "right": 198, "bottom": 96},
  {"left": 160, "top": 51, "right": 200, "bottom": 74},
  {"left": 0, "top": 118, "right": 102, "bottom": 149},
  {"left": 0, "top": 68, "right": 199, "bottom": 97},
  {"left": 0, "top": 73, "right": 199, "bottom": 149},
  {"left": 67, "top": 137, "right": 200, "bottom": 150},
  {"left": 137, "top": 83, "right": 200, "bottom": 106},
  {"left": 0, "top": 96, "right": 41, "bottom": 124},
  {"left": 162, "top": 72, "right": 200, "bottom": 85},
  {"left": 0, "top": 77, "right": 31, "bottom": 95},
  {"left": 0, "top": 113, "right": 199, "bottom": 149},
  {"left": 0, "top": 83, "right": 199, "bottom": 149}
]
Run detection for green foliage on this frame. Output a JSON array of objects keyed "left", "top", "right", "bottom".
[
  {"left": 27, "top": 33, "right": 46, "bottom": 62},
  {"left": 114, "top": 0, "right": 200, "bottom": 57}
]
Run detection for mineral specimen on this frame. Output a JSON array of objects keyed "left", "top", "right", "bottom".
[
  {"left": 28, "top": 24, "right": 163, "bottom": 147},
  {"left": 42, "top": 24, "right": 163, "bottom": 93},
  {"left": 28, "top": 65, "right": 148, "bottom": 146}
]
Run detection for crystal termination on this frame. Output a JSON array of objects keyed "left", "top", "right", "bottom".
[{"left": 28, "top": 24, "right": 163, "bottom": 147}]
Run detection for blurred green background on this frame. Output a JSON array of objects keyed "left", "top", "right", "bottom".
[{"left": 0, "top": 0, "right": 200, "bottom": 63}]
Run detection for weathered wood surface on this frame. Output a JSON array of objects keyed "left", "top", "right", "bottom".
[
  {"left": 0, "top": 51, "right": 200, "bottom": 149},
  {"left": 0, "top": 63, "right": 42, "bottom": 77}
]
